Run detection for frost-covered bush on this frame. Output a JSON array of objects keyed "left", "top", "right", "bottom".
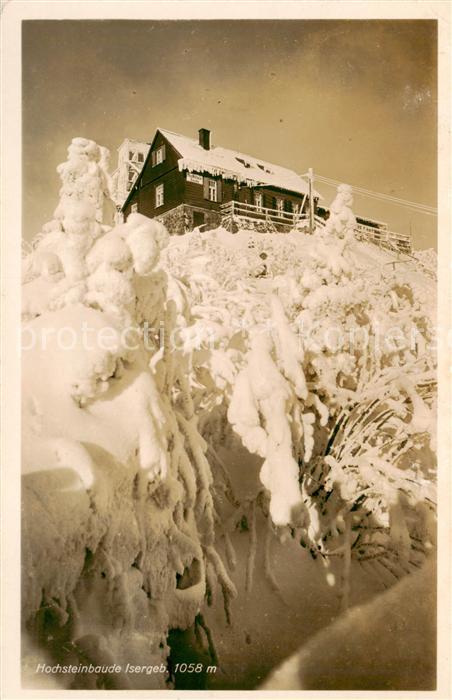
[
  {"left": 322, "top": 183, "right": 356, "bottom": 239},
  {"left": 22, "top": 144, "right": 436, "bottom": 688},
  {"left": 21, "top": 139, "right": 235, "bottom": 689},
  {"left": 161, "top": 187, "right": 436, "bottom": 598}
]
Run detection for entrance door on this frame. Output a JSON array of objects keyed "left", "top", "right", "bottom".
[{"left": 193, "top": 211, "right": 205, "bottom": 229}]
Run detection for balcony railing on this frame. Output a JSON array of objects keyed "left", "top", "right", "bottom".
[
  {"left": 355, "top": 222, "right": 412, "bottom": 253},
  {"left": 220, "top": 200, "right": 412, "bottom": 254},
  {"left": 220, "top": 200, "right": 309, "bottom": 228}
]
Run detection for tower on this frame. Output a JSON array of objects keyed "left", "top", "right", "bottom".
[{"left": 111, "top": 138, "right": 150, "bottom": 213}]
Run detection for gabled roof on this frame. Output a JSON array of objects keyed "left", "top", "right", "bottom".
[{"left": 158, "top": 128, "right": 321, "bottom": 198}]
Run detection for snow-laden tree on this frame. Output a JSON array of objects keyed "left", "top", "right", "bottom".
[
  {"left": 322, "top": 183, "right": 356, "bottom": 239},
  {"left": 22, "top": 140, "right": 234, "bottom": 689}
]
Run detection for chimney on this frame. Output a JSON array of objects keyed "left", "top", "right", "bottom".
[{"left": 198, "top": 128, "right": 211, "bottom": 150}]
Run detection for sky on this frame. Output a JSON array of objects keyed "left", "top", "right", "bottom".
[{"left": 22, "top": 19, "right": 437, "bottom": 249}]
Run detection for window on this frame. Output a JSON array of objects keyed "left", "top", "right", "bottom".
[
  {"left": 138, "top": 153, "right": 144, "bottom": 162},
  {"left": 131, "top": 203, "right": 138, "bottom": 213},
  {"left": 203, "top": 177, "right": 222, "bottom": 202},
  {"left": 276, "top": 198, "right": 284, "bottom": 213},
  {"left": 208, "top": 179, "right": 217, "bottom": 201},
  {"left": 254, "top": 192, "right": 263, "bottom": 211},
  {"left": 155, "top": 183, "right": 164, "bottom": 208},
  {"left": 151, "top": 145, "right": 166, "bottom": 167},
  {"left": 129, "top": 151, "right": 134, "bottom": 160}
]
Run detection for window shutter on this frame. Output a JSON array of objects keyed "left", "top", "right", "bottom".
[
  {"left": 151, "top": 150, "right": 156, "bottom": 167},
  {"left": 161, "top": 144, "right": 166, "bottom": 161},
  {"left": 217, "top": 179, "right": 222, "bottom": 202},
  {"left": 203, "top": 177, "right": 209, "bottom": 200}
]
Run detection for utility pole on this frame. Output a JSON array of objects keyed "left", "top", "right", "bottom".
[{"left": 308, "top": 167, "right": 314, "bottom": 235}]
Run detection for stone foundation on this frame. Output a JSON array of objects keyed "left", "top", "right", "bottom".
[
  {"left": 155, "top": 204, "right": 187, "bottom": 236},
  {"left": 156, "top": 205, "right": 221, "bottom": 235}
]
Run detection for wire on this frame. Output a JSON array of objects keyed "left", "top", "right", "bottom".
[
  {"left": 314, "top": 173, "right": 436, "bottom": 209},
  {"left": 316, "top": 175, "right": 436, "bottom": 206},
  {"left": 316, "top": 174, "right": 436, "bottom": 210},
  {"left": 314, "top": 174, "right": 437, "bottom": 215},
  {"left": 304, "top": 172, "right": 437, "bottom": 216}
]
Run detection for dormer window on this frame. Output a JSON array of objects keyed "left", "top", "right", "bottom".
[
  {"left": 236, "top": 157, "right": 251, "bottom": 168},
  {"left": 151, "top": 145, "right": 166, "bottom": 167}
]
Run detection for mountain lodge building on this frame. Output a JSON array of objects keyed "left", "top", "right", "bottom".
[
  {"left": 113, "top": 127, "right": 410, "bottom": 253},
  {"left": 119, "top": 128, "right": 321, "bottom": 235}
]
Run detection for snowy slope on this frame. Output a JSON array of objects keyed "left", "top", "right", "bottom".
[
  {"left": 349, "top": 238, "right": 436, "bottom": 291},
  {"left": 261, "top": 555, "right": 436, "bottom": 690},
  {"left": 21, "top": 143, "right": 436, "bottom": 691}
]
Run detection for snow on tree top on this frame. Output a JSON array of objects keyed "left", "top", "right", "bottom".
[{"left": 158, "top": 128, "right": 322, "bottom": 197}]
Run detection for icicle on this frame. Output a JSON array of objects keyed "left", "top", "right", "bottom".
[
  {"left": 204, "top": 546, "right": 238, "bottom": 625},
  {"left": 245, "top": 500, "right": 257, "bottom": 594},
  {"left": 204, "top": 561, "right": 216, "bottom": 607},
  {"left": 195, "top": 613, "right": 219, "bottom": 667},
  {"left": 224, "top": 532, "right": 237, "bottom": 572},
  {"left": 263, "top": 515, "right": 283, "bottom": 598},
  {"left": 339, "top": 513, "right": 352, "bottom": 612}
]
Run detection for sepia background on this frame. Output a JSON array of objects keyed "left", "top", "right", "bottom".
[{"left": 22, "top": 19, "right": 437, "bottom": 249}]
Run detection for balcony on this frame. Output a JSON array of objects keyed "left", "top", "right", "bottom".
[
  {"left": 355, "top": 222, "right": 412, "bottom": 254},
  {"left": 220, "top": 200, "right": 309, "bottom": 232},
  {"left": 219, "top": 200, "right": 412, "bottom": 255}
]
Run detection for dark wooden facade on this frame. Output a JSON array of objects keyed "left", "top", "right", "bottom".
[
  {"left": 122, "top": 130, "right": 312, "bottom": 228},
  {"left": 123, "top": 131, "right": 185, "bottom": 220},
  {"left": 121, "top": 129, "right": 398, "bottom": 245}
]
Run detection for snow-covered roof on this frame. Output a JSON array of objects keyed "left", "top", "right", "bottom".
[{"left": 158, "top": 128, "right": 321, "bottom": 198}]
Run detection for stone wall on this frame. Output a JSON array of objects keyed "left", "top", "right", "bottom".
[
  {"left": 156, "top": 204, "right": 187, "bottom": 236},
  {"left": 156, "top": 205, "right": 222, "bottom": 235},
  {"left": 190, "top": 207, "right": 222, "bottom": 232}
]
